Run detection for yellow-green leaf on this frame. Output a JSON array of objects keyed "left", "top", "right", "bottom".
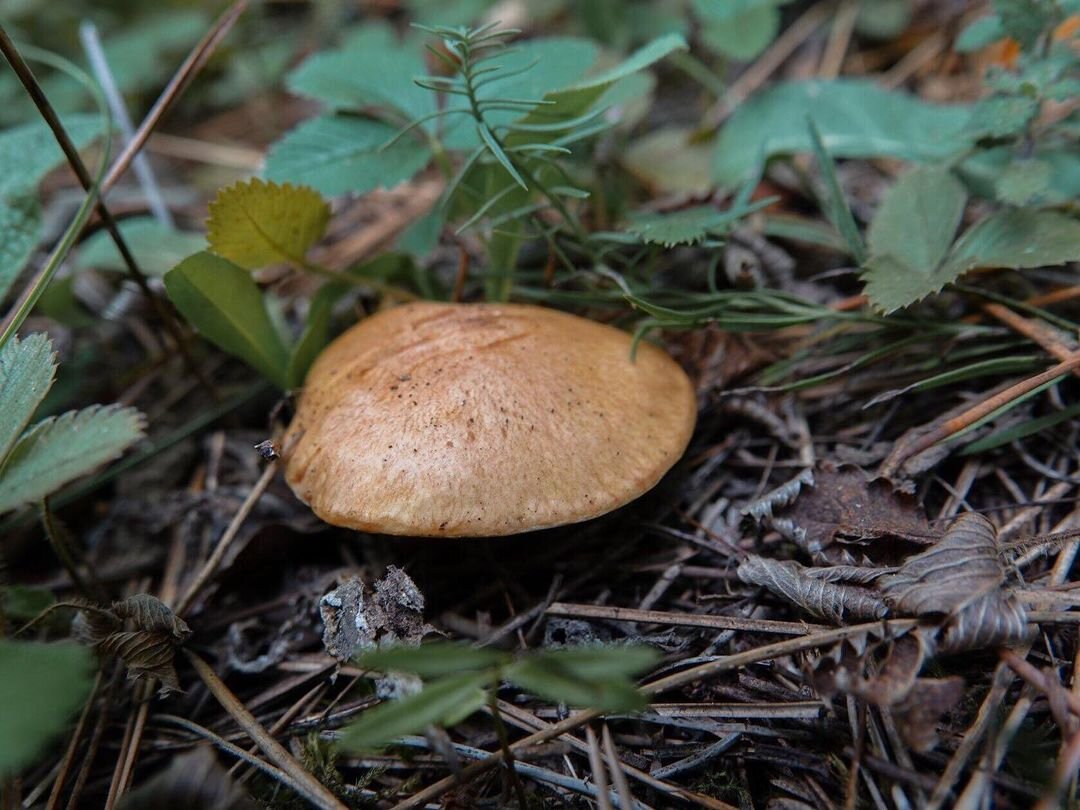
[{"left": 206, "top": 178, "right": 329, "bottom": 270}]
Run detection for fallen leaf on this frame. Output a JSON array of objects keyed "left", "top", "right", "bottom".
[{"left": 738, "top": 555, "right": 887, "bottom": 623}]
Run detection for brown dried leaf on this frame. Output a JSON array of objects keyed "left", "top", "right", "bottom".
[
  {"left": 97, "top": 630, "right": 184, "bottom": 693},
  {"left": 738, "top": 555, "right": 887, "bottom": 623},
  {"left": 814, "top": 633, "right": 927, "bottom": 705},
  {"left": 119, "top": 745, "right": 255, "bottom": 810},
  {"left": 803, "top": 564, "right": 894, "bottom": 584},
  {"left": 744, "top": 462, "right": 933, "bottom": 553},
  {"left": 880, "top": 513, "right": 1003, "bottom": 616},
  {"left": 891, "top": 676, "right": 965, "bottom": 752},
  {"left": 938, "top": 591, "right": 1029, "bottom": 654},
  {"left": 112, "top": 594, "right": 191, "bottom": 640}
]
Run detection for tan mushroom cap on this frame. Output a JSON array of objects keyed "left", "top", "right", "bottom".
[{"left": 283, "top": 301, "right": 697, "bottom": 537}]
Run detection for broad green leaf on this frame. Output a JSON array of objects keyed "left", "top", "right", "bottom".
[
  {"left": 339, "top": 671, "right": 489, "bottom": 750},
  {"left": 962, "top": 144, "right": 1080, "bottom": 201},
  {"left": 358, "top": 642, "right": 509, "bottom": 678},
  {"left": 505, "top": 655, "right": 648, "bottom": 712},
  {"left": 0, "top": 196, "right": 40, "bottom": 302},
  {"left": 0, "top": 640, "right": 94, "bottom": 776},
  {"left": 993, "top": 0, "right": 1049, "bottom": 49},
  {"left": 622, "top": 126, "right": 713, "bottom": 195},
  {"left": 206, "top": 179, "right": 330, "bottom": 270},
  {"left": 713, "top": 80, "right": 971, "bottom": 185},
  {"left": 866, "top": 166, "right": 967, "bottom": 275},
  {"left": 163, "top": 252, "right": 291, "bottom": 388},
  {"left": 942, "top": 210, "right": 1080, "bottom": 277},
  {"left": 808, "top": 117, "right": 866, "bottom": 264},
  {"left": 76, "top": 217, "right": 206, "bottom": 277},
  {"left": 698, "top": 3, "right": 780, "bottom": 61},
  {"left": 533, "top": 645, "right": 660, "bottom": 680},
  {"left": 964, "top": 95, "right": 1039, "bottom": 140},
  {"left": 995, "top": 159, "right": 1052, "bottom": 205},
  {"left": 1, "top": 585, "right": 54, "bottom": 621},
  {"left": 0, "top": 404, "right": 145, "bottom": 514},
  {"left": 865, "top": 209, "right": 1080, "bottom": 312},
  {"left": 0, "top": 333, "right": 56, "bottom": 466},
  {"left": 264, "top": 115, "right": 432, "bottom": 197},
  {"left": 0, "top": 115, "right": 103, "bottom": 197},
  {"left": 955, "top": 15, "right": 1005, "bottom": 52},
  {"left": 286, "top": 281, "right": 344, "bottom": 389},
  {"left": 286, "top": 23, "right": 434, "bottom": 123}
]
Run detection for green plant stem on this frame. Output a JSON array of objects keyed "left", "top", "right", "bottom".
[
  {"left": 488, "top": 683, "right": 528, "bottom": 809},
  {"left": 0, "top": 30, "right": 216, "bottom": 398}
]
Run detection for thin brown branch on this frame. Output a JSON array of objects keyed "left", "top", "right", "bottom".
[{"left": 546, "top": 601, "right": 825, "bottom": 635}]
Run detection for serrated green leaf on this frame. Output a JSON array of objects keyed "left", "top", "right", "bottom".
[
  {"left": 713, "top": 80, "right": 971, "bottom": 186},
  {"left": 964, "top": 95, "right": 1039, "bottom": 140},
  {"left": 699, "top": 3, "right": 780, "bottom": 60},
  {"left": 264, "top": 115, "right": 432, "bottom": 198},
  {"left": 625, "top": 206, "right": 728, "bottom": 246},
  {"left": 0, "top": 195, "right": 40, "bottom": 303},
  {"left": 339, "top": 671, "right": 489, "bottom": 751},
  {"left": 865, "top": 208, "right": 1080, "bottom": 312},
  {"left": 0, "top": 332, "right": 55, "bottom": 467},
  {"left": 955, "top": 15, "right": 1005, "bottom": 52},
  {"left": 163, "top": 252, "right": 291, "bottom": 388},
  {"left": 995, "top": 159, "right": 1052, "bottom": 204},
  {"left": 808, "top": 117, "right": 866, "bottom": 264},
  {"left": 942, "top": 209, "right": 1080, "bottom": 277},
  {"left": 286, "top": 23, "right": 434, "bottom": 123},
  {"left": 286, "top": 281, "right": 345, "bottom": 389},
  {"left": 76, "top": 217, "right": 205, "bottom": 277},
  {"left": 505, "top": 655, "right": 648, "bottom": 712},
  {"left": 206, "top": 179, "right": 330, "bottom": 270},
  {"left": 358, "top": 642, "right": 509, "bottom": 678},
  {"left": 867, "top": 166, "right": 968, "bottom": 274},
  {"left": 0, "top": 640, "right": 95, "bottom": 776},
  {"left": 0, "top": 404, "right": 145, "bottom": 514},
  {"left": 992, "top": 0, "right": 1049, "bottom": 49},
  {"left": 961, "top": 144, "right": 1080, "bottom": 201}
]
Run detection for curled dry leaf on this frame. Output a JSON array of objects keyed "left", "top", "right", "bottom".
[
  {"left": 743, "top": 462, "right": 933, "bottom": 554},
  {"left": 738, "top": 555, "right": 887, "bottom": 623},
  {"left": 73, "top": 594, "right": 191, "bottom": 694},
  {"left": 118, "top": 745, "right": 255, "bottom": 810},
  {"left": 891, "top": 676, "right": 966, "bottom": 752},
  {"left": 881, "top": 513, "right": 1029, "bottom": 653}
]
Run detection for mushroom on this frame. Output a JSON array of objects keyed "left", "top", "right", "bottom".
[{"left": 283, "top": 302, "right": 696, "bottom": 537}]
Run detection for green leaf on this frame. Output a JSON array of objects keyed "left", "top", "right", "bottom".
[
  {"left": 995, "top": 159, "right": 1052, "bottom": 204},
  {"left": 0, "top": 332, "right": 56, "bottom": 467},
  {"left": 698, "top": 3, "right": 780, "bottom": 61},
  {"left": 358, "top": 642, "right": 509, "bottom": 678},
  {"left": 533, "top": 645, "right": 660, "bottom": 680},
  {"left": 0, "top": 196, "right": 40, "bottom": 303},
  {"left": 264, "top": 115, "right": 432, "bottom": 198},
  {"left": 163, "top": 252, "right": 291, "bottom": 388},
  {"left": 338, "top": 671, "right": 489, "bottom": 750},
  {"left": 206, "top": 179, "right": 330, "bottom": 270},
  {"left": 0, "top": 639, "right": 95, "bottom": 776},
  {"left": 75, "top": 217, "right": 206, "bottom": 277},
  {"left": 854, "top": 0, "right": 912, "bottom": 39},
  {"left": 713, "top": 80, "right": 972, "bottom": 186},
  {"left": 962, "top": 402, "right": 1080, "bottom": 454},
  {"left": 0, "top": 404, "right": 145, "bottom": 514},
  {"left": 1, "top": 585, "right": 54, "bottom": 621},
  {"left": 625, "top": 206, "right": 729, "bottom": 246},
  {"left": 286, "top": 281, "right": 344, "bottom": 389},
  {"left": 0, "top": 114, "right": 103, "bottom": 196},
  {"left": 964, "top": 95, "right": 1040, "bottom": 140},
  {"left": 621, "top": 126, "right": 713, "bottom": 195},
  {"left": 286, "top": 23, "right": 434, "bottom": 123},
  {"left": 992, "top": 0, "right": 1049, "bottom": 49},
  {"left": 942, "top": 209, "right": 1080, "bottom": 277},
  {"left": 505, "top": 655, "right": 648, "bottom": 712},
  {"left": 867, "top": 166, "right": 968, "bottom": 275},
  {"left": 865, "top": 208, "right": 1080, "bottom": 313},
  {"left": 807, "top": 117, "right": 866, "bottom": 264},
  {"left": 955, "top": 15, "right": 1005, "bottom": 52}
]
